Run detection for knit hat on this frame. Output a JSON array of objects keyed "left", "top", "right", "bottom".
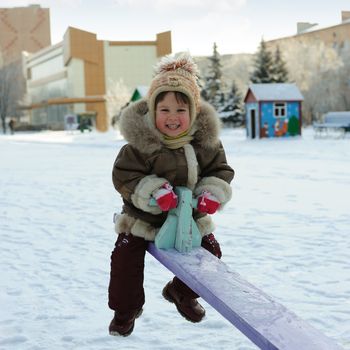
[{"left": 147, "top": 53, "right": 201, "bottom": 127}]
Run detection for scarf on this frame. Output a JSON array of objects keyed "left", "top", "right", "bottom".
[{"left": 162, "top": 130, "right": 194, "bottom": 149}]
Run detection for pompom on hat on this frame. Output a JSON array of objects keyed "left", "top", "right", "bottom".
[{"left": 147, "top": 53, "right": 201, "bottom": 127}]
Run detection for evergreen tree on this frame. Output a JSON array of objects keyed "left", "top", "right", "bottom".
[
  {"left": 272, "top": 46, "right": 289, "bottom": 83},
  {"left": 201, "top": 42, "right": 225, "bottom": 110},
  {"left": 218, "top": 81, "right": 244, "bottom": 127},
  {"left": 250, "top": 38, "right": 275, "bottom": 83}
]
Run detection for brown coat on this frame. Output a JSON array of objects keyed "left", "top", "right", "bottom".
[{"left": 113, "top": 99, "right": 234, "bottom": 241}]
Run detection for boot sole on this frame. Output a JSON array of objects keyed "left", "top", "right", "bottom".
[
  {"left": 162, "top": 285, "right": 204, "bottom": 323},
  {"left": 109, "top": 324, "right": 134, "bottom": 337},
  {"left": 109, "top": 308, "right": 143, "bottom": 337}
]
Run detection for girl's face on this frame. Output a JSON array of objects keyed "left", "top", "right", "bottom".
[{"left": 155, "top": 92, "right": 190, "bottom": 137}]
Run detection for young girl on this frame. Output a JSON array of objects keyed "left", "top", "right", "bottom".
[{"left": 108, "top": 54, "right": 234, "bottom": 336}]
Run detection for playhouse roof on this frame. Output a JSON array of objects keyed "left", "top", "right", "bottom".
[
  {"left": 245, "top": 83, "right": 304, "bottom": 102},
  {"left": 130, "top": 85, "right": 149, "bottom": 101}
]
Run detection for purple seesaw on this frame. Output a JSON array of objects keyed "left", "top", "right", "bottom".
[{"left": 147, "top": 187, "right": 344, "bottom": 350}]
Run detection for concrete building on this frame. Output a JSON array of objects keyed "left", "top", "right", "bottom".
[
  {"left": 266, "top": 11, "right": 350, "bottom": 54},
  {"left": 23, "top": 27, "right": 172, "bottom": 131},
  {"left": 0, "top": 4, "right": 50, "bottom": 66}
]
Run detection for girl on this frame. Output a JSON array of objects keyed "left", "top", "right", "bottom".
[{"left": 108, "top": 54, "right": 234, "bottom": 336}]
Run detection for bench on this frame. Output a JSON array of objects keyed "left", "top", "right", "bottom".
[
  {"left": 313, "top": 112, "right": 350, "bottom": 138},
  {"left": 147, "top": 187, "right": 344, "bottom": 349}
]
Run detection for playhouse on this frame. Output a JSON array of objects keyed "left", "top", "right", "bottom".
[
  {"left": 130, "top": 86, "right": 149, "bottom": 102},
  {"left": 244, "top": 83, "right": 303, "bottom": 139}
]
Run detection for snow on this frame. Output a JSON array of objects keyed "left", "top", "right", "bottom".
[
  {"left": 0, "top": 128, "right": 349, "bottom": 350},
  {"left": 248, "top": 83, "right": 304, "bottom": 101}
]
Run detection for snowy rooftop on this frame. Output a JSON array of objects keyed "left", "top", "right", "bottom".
[{"left": 248, "top": 83, "right": 304, "bottom": 101}]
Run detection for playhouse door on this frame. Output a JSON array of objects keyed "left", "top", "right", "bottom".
[{"left": 250, "top": 109, "right": 256, "bottom": 138}]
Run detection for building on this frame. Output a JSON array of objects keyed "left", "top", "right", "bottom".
[
  {"left": 244, "top": 83, "right": 303, "bottom": 139},
  {"left": 266, "top": 11, "right": 350, "bottom": 54},
  {"left": 23, "top": 27, "right": 171, "bottom": 131},
  {"left": 0, "top": 4, "right": 50, "bottom": 66}
]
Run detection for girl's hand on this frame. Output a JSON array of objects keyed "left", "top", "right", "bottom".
[
  {"left": 152, "top": 183, "right": 178, "bottom": 211},
  {"left": 197, "top": 191, "right": 220, "bottom": 214}
]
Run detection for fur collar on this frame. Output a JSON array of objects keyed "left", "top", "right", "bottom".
[{"left": 119, "top": 99, "right": 221, "bottom": 154}]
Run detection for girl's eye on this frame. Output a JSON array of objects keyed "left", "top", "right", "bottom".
[
  {"left": 178, "top": 109, "right": 187, "bottom": 113},
  {"left": 160, "top": 109, "right": 169, "bottom": 112}
]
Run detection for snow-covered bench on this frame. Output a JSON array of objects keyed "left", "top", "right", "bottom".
[
  {"left": 313, "top": 112, "right": 350, "bottom": 138},
  {"left": 147, "top": 187, "right": 344, "bottom": 349}
]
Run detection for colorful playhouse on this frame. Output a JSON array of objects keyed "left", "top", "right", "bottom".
[
  {"left": 244, "top": 83, "right": 303, "bottom": 139},
  {"left": 130, "top": 86, "right": 149, "bottom": 102}
]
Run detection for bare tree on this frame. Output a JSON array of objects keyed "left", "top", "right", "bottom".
[
  {"left": 0, "top": 62, "right": 25, "bottom": 134},
  {"left": 279, "top": 39, "right": 343, "bottom": 123},
  {"left": 105, "top": 78, "right": 130, "bottom": 127}
]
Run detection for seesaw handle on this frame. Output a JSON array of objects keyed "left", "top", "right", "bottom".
[
  {"left": 148, "top": 187, "right": 202, "bottom": 252},
  {"left": 149, "top": 195, "right": 198, "bottom": 209},
  {"left": 149, "top": 197, "right": 157, "bottom": 207}
]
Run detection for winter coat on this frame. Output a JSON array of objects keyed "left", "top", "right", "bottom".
[{"left": 113, "top": 99, "right": 234, "bottom": 241}]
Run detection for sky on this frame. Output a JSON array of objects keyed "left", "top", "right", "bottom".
[{"left": 1, "top": 0, "right": 350, "bottom": 55}]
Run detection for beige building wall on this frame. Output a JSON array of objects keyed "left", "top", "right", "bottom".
[
  {"left": 266, "top": 11, "right": 350, "bottom": 53},
  {"left": 104, "top": 31, "right": 172, "bottom": 98},
  {"left": 26, "top": 42, "right": 67, "bottom": 105},
  {"left": 25, "top": 42, "right": 69, "bottom": 127},
  {"left": 104, "top": 43, "right": 157, "bottom": 92},
  {"left": 0, "top": 4, "right": 50, "bottom": 66},
  {"left": 27, "top": 43, "right": 64, "bottom": 83},
  {"left": 66, "top": 58, "right": 86, "bottom": 114},
  {"left": 24, "top": 27, "right": 172, "bottom": 131},
  {"left": 63, "top": 27, "right": 107, "bottom": 130}
]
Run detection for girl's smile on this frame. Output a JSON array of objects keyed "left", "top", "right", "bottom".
[{"left": 155, "top": 92, "right": 190, "bottom": 137}]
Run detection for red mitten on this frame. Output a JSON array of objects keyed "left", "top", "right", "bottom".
[
  {"left": 197, "top": 191, "right": 220, "bottom": 214},
  {"left": 153, "top": 183, "right": 178, "bottom": 211}
]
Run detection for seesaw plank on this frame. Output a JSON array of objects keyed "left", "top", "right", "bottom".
[{"left": 147, "top": 244, "right": 344, "bottom": 350}]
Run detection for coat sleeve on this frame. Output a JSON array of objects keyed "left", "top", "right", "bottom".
[
  {"left": 194, "top": 142, "right": 234, "bottom": 208},
  {"left": 112, "top": 144, "right": 168, "bottom": 214}
]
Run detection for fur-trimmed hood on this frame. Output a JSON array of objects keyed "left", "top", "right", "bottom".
[{"left": 119, "top": 99, "right": 221, "bottom": 154}]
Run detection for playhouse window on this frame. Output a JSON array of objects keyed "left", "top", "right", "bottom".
[{"left": 274, "top": 103, "right": 286, "bottom": 117}]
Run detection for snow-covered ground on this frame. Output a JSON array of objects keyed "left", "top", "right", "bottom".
[{"left": 0, "top": 128, "right": 349, "bottom": 350}]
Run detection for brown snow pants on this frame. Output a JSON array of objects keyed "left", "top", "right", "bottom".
[{"left": 108, "top": 232, "right": 221, "bottom": 314}]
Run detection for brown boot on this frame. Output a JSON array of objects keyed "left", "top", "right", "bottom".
[
  {"left": 109, "top": 308, "right": 143, "bottom": 336},
  {"left": 162, "top": 281, "right": 205, "bottom": 323}
]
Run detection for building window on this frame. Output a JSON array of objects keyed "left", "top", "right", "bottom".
[{"left": 274, "top": 102, "right": 286, "bottom": 117}]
